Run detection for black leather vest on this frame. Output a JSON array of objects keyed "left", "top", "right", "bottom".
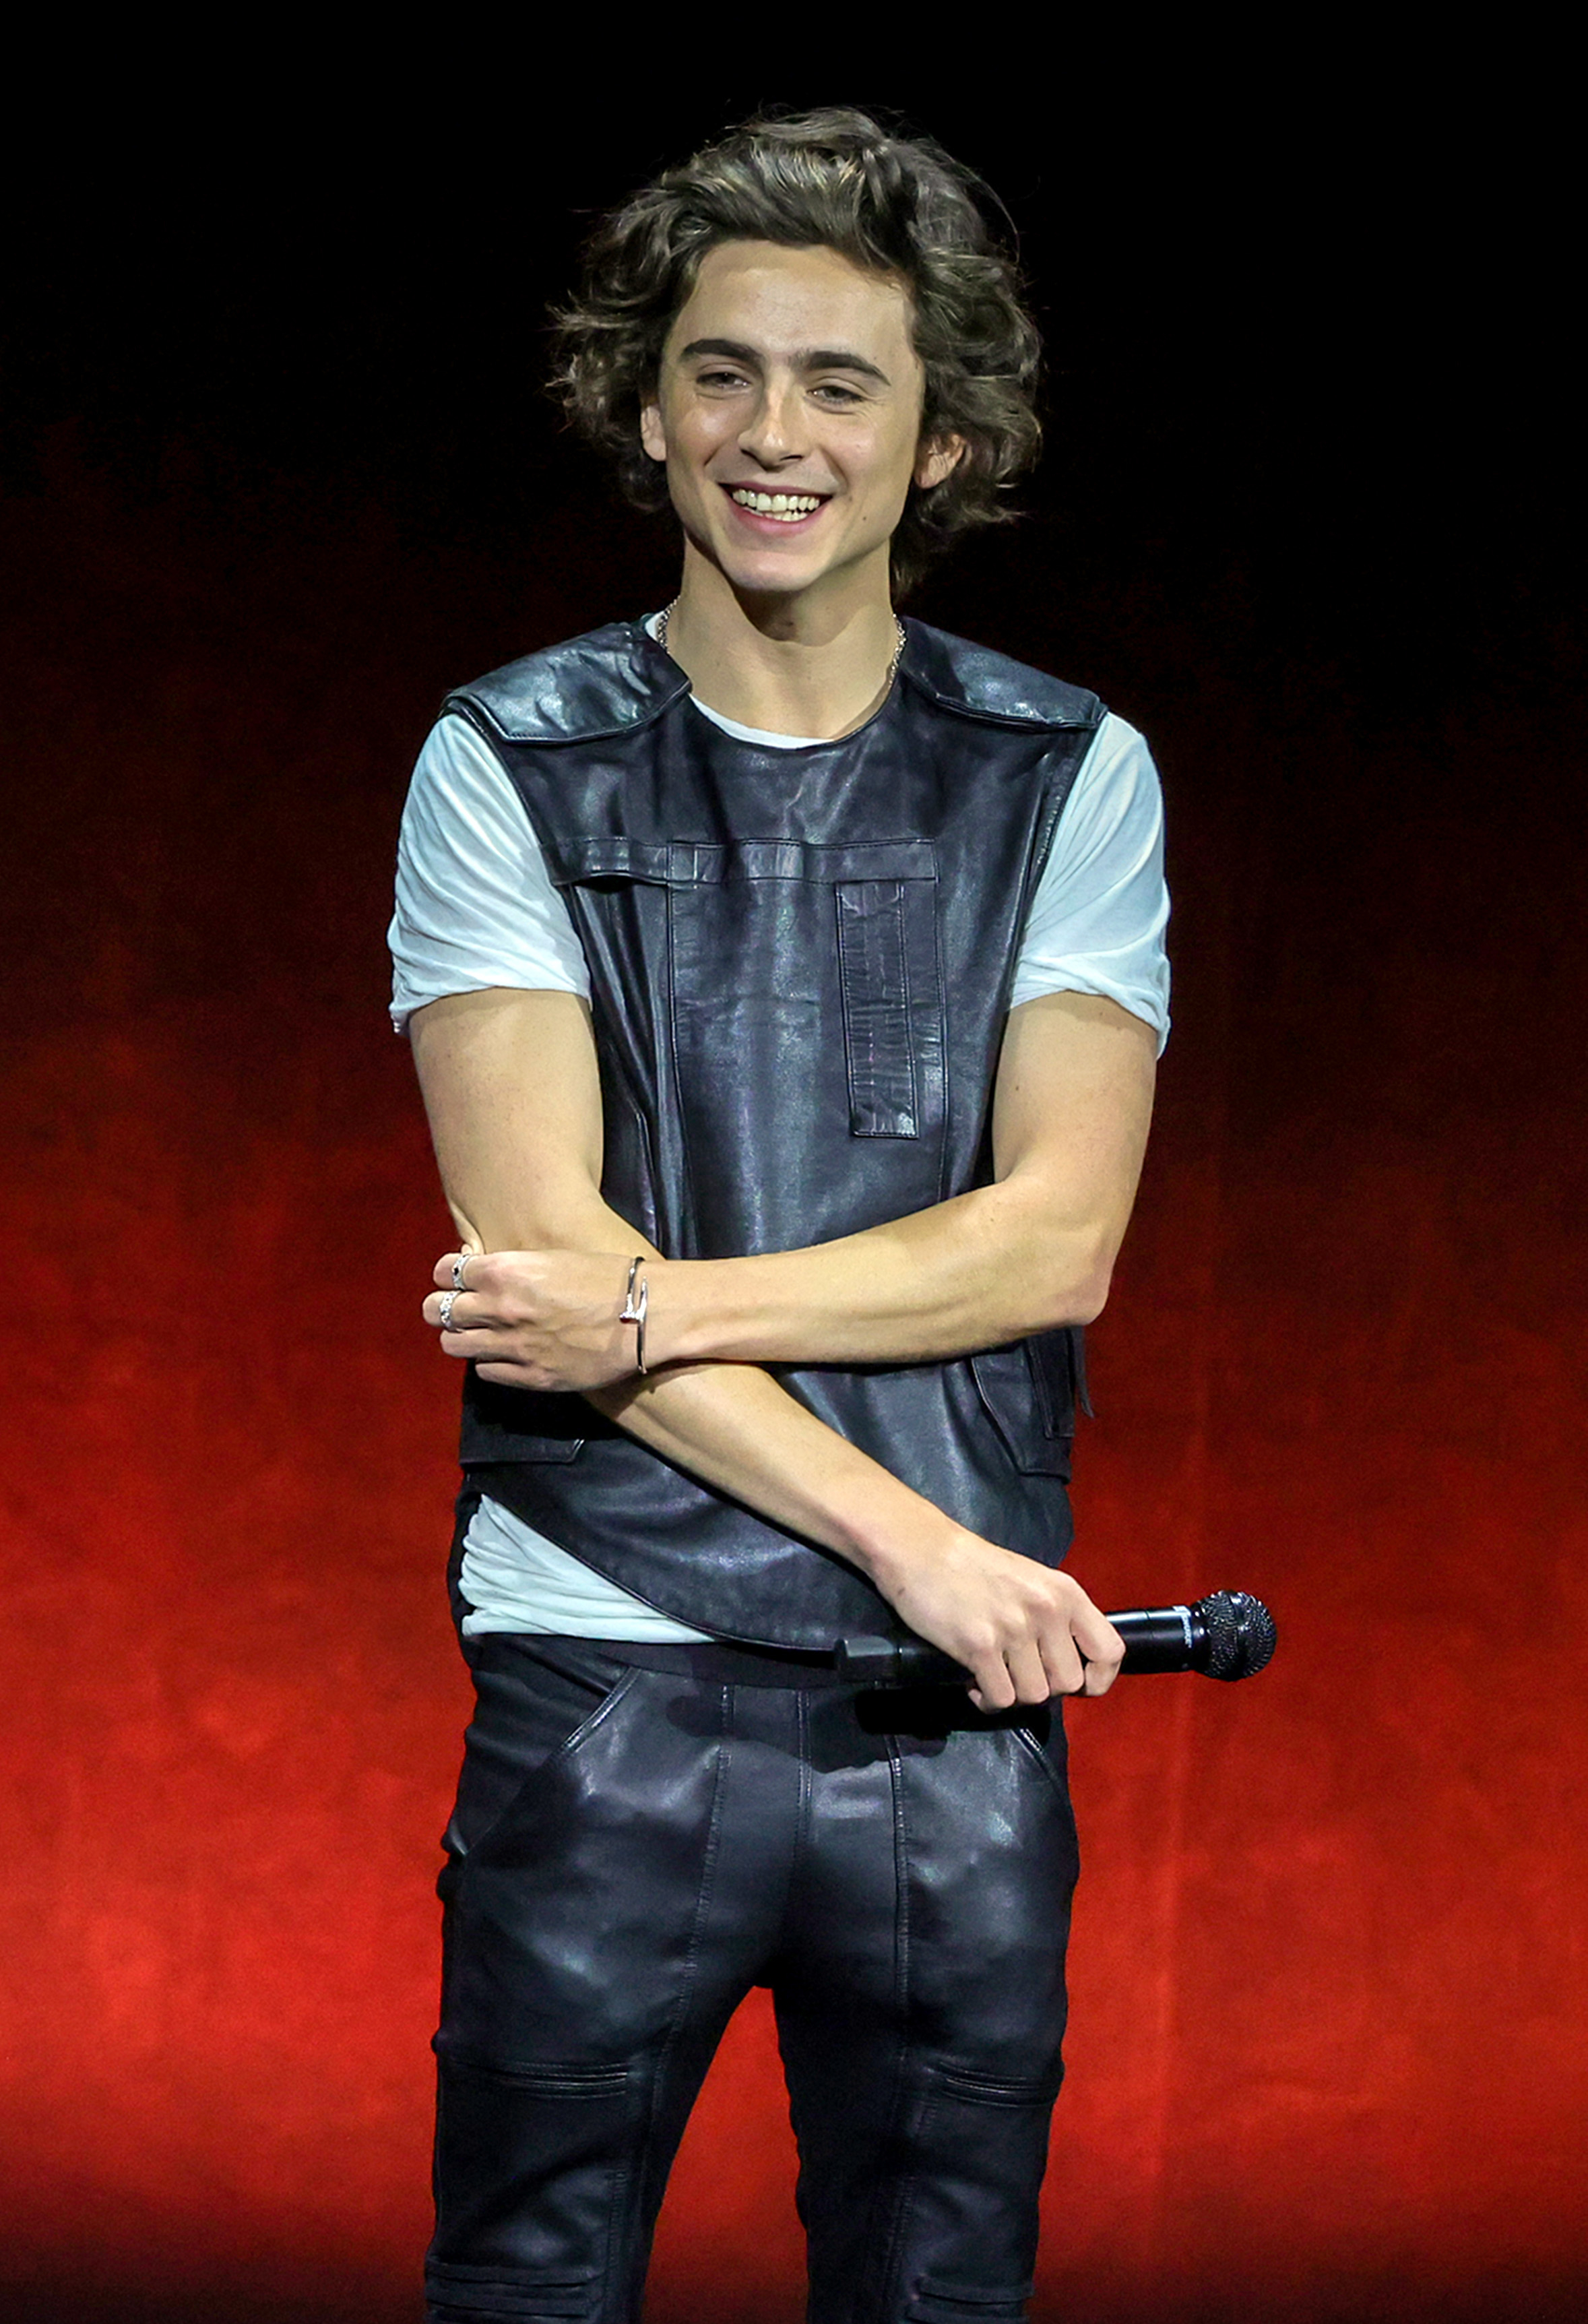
[{"left": 444, "top": 618, "right": 1104, "bottom": 1650}]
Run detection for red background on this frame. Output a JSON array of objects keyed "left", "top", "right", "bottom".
[{"left": 3, "top": 76, "right": 1582, "bottom": 2323}]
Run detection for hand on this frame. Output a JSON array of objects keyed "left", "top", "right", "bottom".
[
  {"left": 422, "top": 1249, "right": 643, "bottom": 1391},
  {"left": 871, "top": 1528, "right": 1124, "bottom": 1713}
]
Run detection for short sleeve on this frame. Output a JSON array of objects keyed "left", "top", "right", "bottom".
[
  {"left": 1010, "top": 712, "right": 1170, "bottom": 1051},
  {"left": 388, "top": 714, "right": 591, "bottom": 1034}
]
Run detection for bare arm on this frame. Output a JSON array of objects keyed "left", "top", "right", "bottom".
[
  {"left": 410, "top": 984, "right": 1145, "bottom": 1707},
  {"left": 649, "top": 987, "right": 1155, "bottom": 1362},
  {"left": 422, "top": 986, "right": 1155, "bottom": 1371}
]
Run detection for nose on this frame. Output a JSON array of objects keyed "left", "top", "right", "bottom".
[{"left": 736, "top": 378, "right": 809, "bottom": 468}]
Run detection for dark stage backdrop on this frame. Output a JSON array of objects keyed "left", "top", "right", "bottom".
[{"left": 2, "top": 84, "right": 1582, "bottom": 2324}]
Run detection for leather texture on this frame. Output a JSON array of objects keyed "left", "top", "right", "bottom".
[
  {"left": 427, "top": 1631, "right": 1079, "bottom": 2324},
  {"left": 444, "top": 621, "right": 1103, "bottom": 1650}
]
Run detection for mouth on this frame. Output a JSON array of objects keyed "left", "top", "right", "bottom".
[{"left": 722, "top": 485, "right": 829, "bottom": 527}]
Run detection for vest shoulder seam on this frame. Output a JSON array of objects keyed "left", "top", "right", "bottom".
[
  {"left": 899, "top": 620, "right": 1104, "bottom": 731},
  {"left": 443, "top": 623, "right": 691, "bottom": 746}
]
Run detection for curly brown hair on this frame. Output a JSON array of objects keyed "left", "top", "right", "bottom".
[{"left": 550, "top": 108, "right": 1043, "bottom": 596}]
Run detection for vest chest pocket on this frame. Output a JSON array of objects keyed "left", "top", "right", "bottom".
[
  {"left": 836, "top": 879, "right": 921, "bottom": 1137},
  {"left": 662, "top": 842, "right": 945, "bottom": 1227},
  {"left": 544, "top": 834, "right": 947, "bottom": 1245},
  {"left": 821, "top": 843, "right": 941, "bottom": 1143}
]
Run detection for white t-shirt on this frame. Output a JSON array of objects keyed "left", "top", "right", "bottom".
[{"left": 391, "top": 653, "right": 1170, "bottom": 1638}]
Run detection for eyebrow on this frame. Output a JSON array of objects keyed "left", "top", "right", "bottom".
[{"left": 678, "top": 337, "right": 893, "bottom": 387}]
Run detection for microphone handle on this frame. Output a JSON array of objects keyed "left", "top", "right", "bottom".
[
  {"left": 1110, "top": 1603, "right": 1208, "bottom": 1674},
  {"left": 836, "top": 1601, "right": 1244, "bottom": 1687}
]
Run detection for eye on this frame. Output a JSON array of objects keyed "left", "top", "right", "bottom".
[
  {"left": 696, "top": 367, "right": 750, "bottom": 391},
  {"left": 812, "top": 381, "right": 865, "bottom": 406}
]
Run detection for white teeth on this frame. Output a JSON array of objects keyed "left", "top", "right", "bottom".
[{"left": 730, "top": 489, "right": 823, "bottom": 520}]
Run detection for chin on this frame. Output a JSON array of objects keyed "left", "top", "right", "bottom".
[
  {"left": 733, "top": 564, "right": 821, "bottom": 600},
  {"left": 712, "top": 547, "right": 826, "bottom": 598}
]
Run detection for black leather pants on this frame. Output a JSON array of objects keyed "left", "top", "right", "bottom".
[{"left": 426, "top": 1633, "right": 1079, "bottom": 2324}]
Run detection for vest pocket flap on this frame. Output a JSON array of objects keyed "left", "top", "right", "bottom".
[
  {"left": 544, "top": 836, "right": 938, "bottom": 888},
  {"left": 540, "top": 836, "right": 677, "bottom": 887},
  {"left": 809, "top": 839, "right": 936, "bottom": 883},
  {"left": 971, "top": 1331, "right": 1077, "bottom": 1477},
  {"left": 713, "top": 839, "right": 935, "bottom": 884}
]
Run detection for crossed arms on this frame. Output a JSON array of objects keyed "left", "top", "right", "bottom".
[{"left": 410, "top": 982, "right": 1156, "bottom": 1709}]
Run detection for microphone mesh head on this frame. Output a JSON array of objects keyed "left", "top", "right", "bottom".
[{"left": 1198, "top": 1591, "right": 1278, "bottom": 1681}]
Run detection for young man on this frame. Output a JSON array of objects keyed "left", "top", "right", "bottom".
[{"left": 391, "top": 108, "right": 1168, "bottom": 2324}]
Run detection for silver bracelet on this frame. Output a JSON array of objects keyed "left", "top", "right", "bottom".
[{"left": 618, "top": 1255, "right": 649, "bottom": 1374}]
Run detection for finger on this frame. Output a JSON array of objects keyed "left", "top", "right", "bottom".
[
  {"left": 1081, "top": 1638, "right": 1124, "bottom": 1698},
  {"left": 1077, "top": 1614, "right": 1124, "bottom": 1697},
  {"left": 437, "top": 1321, "right": 503, "bottom": 1351},
  {"left": 1069, "top": 1598, "right": 1125, "bottom": 1671},
  {"left": 968, "top": 1651, "right": 1016, "bottom": 1714},
  {"left": 423, "top": 1292, "right": 482, "bottom": 1329},
  {"left": 434, "top": 1250, "right": 492, "bottom": 1292},
  {"left": 1005, "top": 1641, "right": 1052, "bottom": 1707},
  {"left": 1038, "top": 1632, "right": 1087, "bottom": 1698},
  {"left": 475, "top": 1360, "right": 541, "bottom": 1387}
]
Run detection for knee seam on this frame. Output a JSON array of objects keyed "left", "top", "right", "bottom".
[{"left": 435, "top": 2044, "right": 631, "bottom": 2100}]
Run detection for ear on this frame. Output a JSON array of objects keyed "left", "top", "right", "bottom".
[
  {"left": 915, "top": 433, "right": 965, "bottom": 491},
  {"left": 640, "top": 396, "right": 668, "bottom": 466}
]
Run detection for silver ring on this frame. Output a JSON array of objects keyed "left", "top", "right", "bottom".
[
  {"left": 450, "top": 1253, "right": 472, "bottom": 1290},
  {"left": 437, "top": 1290, "right": 458, "bottom": 1329}
]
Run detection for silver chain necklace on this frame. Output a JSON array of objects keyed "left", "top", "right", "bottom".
[{"left": 655, "top": 600, "right": 907, "bottom": 690}]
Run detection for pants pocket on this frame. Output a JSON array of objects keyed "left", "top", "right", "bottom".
[
  {"left": 906, "top": 2276, "right": 1036, "bottom": 2323},
  {"left": 444, "top": 1638, "right": 639, "bottom": 1865}
]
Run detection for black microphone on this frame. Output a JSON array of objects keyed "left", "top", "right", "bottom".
[{"left": 835, "top": 1590, "right": 1277, "bottom": 1688}]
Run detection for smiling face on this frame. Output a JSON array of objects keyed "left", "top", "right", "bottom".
[{"left": 639, "top": 240, "right": 962, "bottom": 614}]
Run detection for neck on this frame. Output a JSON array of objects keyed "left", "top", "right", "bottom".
[{"left": 661, "top": 547, "right": 901, "bottom": 740}]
